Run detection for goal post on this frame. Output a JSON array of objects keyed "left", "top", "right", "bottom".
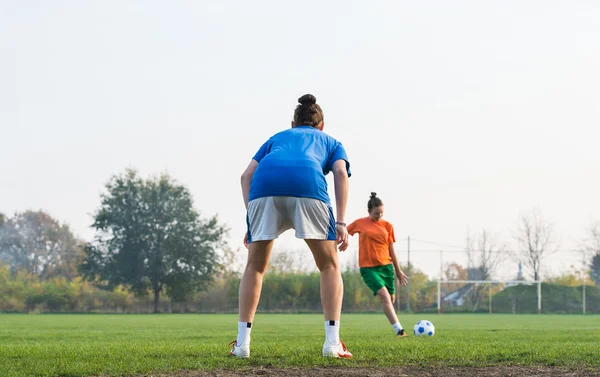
[{"left": 437, "top": 280, "right": 542, "bottom": 314}]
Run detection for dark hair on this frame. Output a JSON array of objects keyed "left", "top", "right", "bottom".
[
  {"left": 368, "top": 192, "right": 383, "bottom": 212},
  {"left": 293, "top": 94, "right": 324, "bottom": 127}
]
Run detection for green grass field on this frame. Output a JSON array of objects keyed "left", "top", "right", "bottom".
[{"left": 1, "top": 313, "right": 599, "bottom": 377}]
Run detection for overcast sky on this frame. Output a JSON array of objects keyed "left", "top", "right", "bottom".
[{"left": 1, "top": 0, "right": 598, "bottom": 280}]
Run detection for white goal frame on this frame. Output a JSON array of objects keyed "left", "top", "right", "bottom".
[{"left": 437, "top": 280, "right": 542, "bottom": 314}]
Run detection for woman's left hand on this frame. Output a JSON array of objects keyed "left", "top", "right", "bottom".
[{"left": 397, "top": 270, "right": 409, "bottom": 286}]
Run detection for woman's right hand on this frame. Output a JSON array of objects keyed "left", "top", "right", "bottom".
[{"left": 336, "top": 224, "right": 349, "bottom": 251}]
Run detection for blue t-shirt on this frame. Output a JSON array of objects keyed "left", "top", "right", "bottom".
[{"left": 248, "top": 126, "right": 351, "bottom": 205}]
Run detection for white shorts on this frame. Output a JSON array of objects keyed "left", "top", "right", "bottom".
[{"left": 246, "top": 196, "right": 336, "bottom": 243}]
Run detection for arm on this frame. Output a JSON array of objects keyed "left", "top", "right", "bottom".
[
  {"left": 389, "top": 242, "right": 409, "bottom": 286},
  {"left": 241, "top": 160, "right": 259, "bottom": 248},
  {"left": 332, "top": 159, "right": 349, "bottom": 251},
  {"left": 332, "top": 159, "right": 348, "bottom": 223},
  {"left": 241, "top": 160, "right": 258, "bottom": 210},
  {"left": 346, "top": 221, "right": 358, "bottom": 237}
]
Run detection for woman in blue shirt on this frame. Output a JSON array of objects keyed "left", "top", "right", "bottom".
[{"left": 230, "top": 94, "right": 352, "bottom": 359}]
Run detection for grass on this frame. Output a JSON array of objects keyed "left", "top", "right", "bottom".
[{"left": 1, "top": 313, "right": 599, "bottom": 377}]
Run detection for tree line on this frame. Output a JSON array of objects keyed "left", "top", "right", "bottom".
[
  {"left": 2, "top": 257, "right": 599, "bottom": 313},
  {"left": 1, "top": 169, "right": 599, "bottom": 313}
]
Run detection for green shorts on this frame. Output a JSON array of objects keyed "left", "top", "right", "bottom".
[{"left": 360, "top": 264, "right": 395, "bottom": 296}]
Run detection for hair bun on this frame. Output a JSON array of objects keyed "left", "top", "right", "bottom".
[
  {"left": 298, "top": 94, "right": 317, "bottom": 106},
  {"left": 370, "top": 192, "right": 377, "bottom": 199}
]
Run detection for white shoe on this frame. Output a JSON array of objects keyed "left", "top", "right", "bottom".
[
  {"left": 228, "top": 340, "right": 250, "bottom": 358},
  {"left": 322, "top": 339, "right": 352, "bottom": 358}
]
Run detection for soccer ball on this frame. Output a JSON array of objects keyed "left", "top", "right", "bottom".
[{"left": 413, "top": 320, "right": 435, "bottom": 336}]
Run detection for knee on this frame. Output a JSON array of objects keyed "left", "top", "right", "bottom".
[
  {"left": 317, "top": 258, "right": 339, "bottom": 273},
  {"left": 377, "top": 291, "right": 392, "bottom": 305},
  {"left": 245, "top": 260, "right": 268, "bottom": 275}
]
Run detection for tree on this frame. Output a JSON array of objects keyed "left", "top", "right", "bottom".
[
  {"left": 581, "top": 221, "right": 600, "bottom": 284},
  {"left": 466, "top": 229, "right": 504, "bottom": 281},
  {"left": 404, "top": 264, "right": 436, "bottom": 311},
  {"left": 442, "top": 262, "right": 468, "bottom": 296},
  {"left": 465, "top": 229, "right": 505, "bottom": 311},
  {"left": 0, "top": 211, "right": 83, "bottom": 280},
  {"left": 80, "top": 169, "right": 228, "bottom": 313},
  {"left": 514, "top": 208, "right": 557, "bottom": 281},
  {"left": 547, "top": 265, "right": 595, "bottom": 287},
  {"left": 586, "top": 221, "right": 600, "bottom": 253},
  {"left": 591, "top": 254, "right": 600, "bottom": 285},
  {"left": 443, "top": 262, "right": 468, "bottom": 280}
]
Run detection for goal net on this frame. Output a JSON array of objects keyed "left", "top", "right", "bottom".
[{"left": 437, "top": 280, "right": 542, "bottom": 314}]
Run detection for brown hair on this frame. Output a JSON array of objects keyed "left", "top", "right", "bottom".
[
  {"left": 293, "top": 94, "right": 324, "bottom": 127},
  {"left": 368, "top": 192, "right": 383, "bottom": 212}
]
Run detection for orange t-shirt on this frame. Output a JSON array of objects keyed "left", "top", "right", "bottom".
[{"left": 347, "top": 217, "right": 395, "bottom": 268}]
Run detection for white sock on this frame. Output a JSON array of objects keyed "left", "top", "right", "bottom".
[
  {"left": 237, "top": 322, "right": 252, "bottom": 347},
  {"left": 325, "top": 320, "right": 340, "bottom": 345},
  {"left": 392, "top": 322, "right": 403, "bottom": 334}
]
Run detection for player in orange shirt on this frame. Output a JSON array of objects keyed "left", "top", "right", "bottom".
[{"left": 347, "top": 192, "right": 409, "bottom": 337}]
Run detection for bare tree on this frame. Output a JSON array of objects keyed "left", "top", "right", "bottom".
[
  {"left": 465, "top": 229, "right": 506, "bottom": 310},
  {"left": 514, "top": 208, "right": 557, "bottom": 281},
  {"left": 581, "top": 221, "right": 600, "bottom": 257},
  {"left": 466, "top": 229, "right": 505, "bottom": 280}
]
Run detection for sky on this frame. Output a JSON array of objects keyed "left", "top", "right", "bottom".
[{"left": 1, "top": 0, "right": 599, "bottom": 280}]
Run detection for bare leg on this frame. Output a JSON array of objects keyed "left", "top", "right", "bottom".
[
  {"left": 305, "top": 239, "right": 342, "bottom": 321},
  {"left": 377, "top": 287, "right": 400, "bottom": 325},
  {"left": 238, "top": 240, "right": 274, "bottom": 322}
]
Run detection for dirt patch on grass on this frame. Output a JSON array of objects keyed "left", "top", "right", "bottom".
[{"left": 149, "top": 366, "right": 600, "bottom": 377}]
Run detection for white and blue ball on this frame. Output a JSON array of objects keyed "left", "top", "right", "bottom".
[{"left": 413, "top": 320, "right": 435, "bottom": 336}]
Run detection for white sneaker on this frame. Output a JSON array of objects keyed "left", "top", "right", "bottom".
[
  {"left": 322, "top": 339, "right": 352, "bottom": 358},
  {"left": 228, "top": 340, "right": 250, "bottom": 358}
]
